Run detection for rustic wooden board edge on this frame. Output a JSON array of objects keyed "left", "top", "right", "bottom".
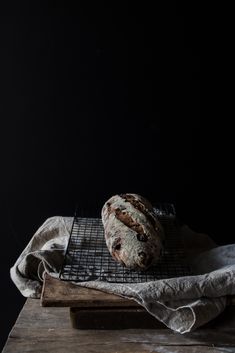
[
  {"left": 69, "top": 307, "right": 167, "bottom": 329},
  {"left": 41, "top": 273, "right": 235, "bottom": 308},
  {"left": 41, "top": 273, "right": 139, "bottom": 308}
]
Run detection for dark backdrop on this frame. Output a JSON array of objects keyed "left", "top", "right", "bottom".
[{"left": 0, "top": 2, "right": 232, "bottom": 350}]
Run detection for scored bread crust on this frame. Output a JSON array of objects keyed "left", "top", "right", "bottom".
[{"left": 101, "top": 193, "right": 164, "bottom": 270}]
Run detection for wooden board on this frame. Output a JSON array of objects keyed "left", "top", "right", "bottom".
[
  {"left": 69, "top": 307, "right": 166, "bottom": 329},
  {"left": 42, "top": 273, "right": 235, "bottom": 308},
  {"left": 41, "top": 273, "right": 139, "bottom": 307},
  {"left": 3, "top": 299, "right": 235, "bottom": 353},
  {"left": 41, "top": 274, "right": 165, "bottom": 329}
]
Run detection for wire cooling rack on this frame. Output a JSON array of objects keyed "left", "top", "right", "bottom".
[{"left": 59, "top": 203, "right": 191, "bottom": 283}]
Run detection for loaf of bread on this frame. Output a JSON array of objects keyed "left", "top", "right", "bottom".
[{"left": 101, "top": 193, "right": 165, "bottom": 270}]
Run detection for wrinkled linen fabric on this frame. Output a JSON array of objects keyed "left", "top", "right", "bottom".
[{"left": 10, "top": 216, "right": 235, "bottom": 334}]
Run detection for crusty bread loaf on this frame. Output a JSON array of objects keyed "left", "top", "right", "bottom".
[{"left": 101, "top": 193, "right": 165, "bottom": 270}]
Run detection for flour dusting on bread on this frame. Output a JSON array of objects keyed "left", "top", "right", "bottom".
[{"left": 101, "top": 193, "right": 164, "bottom": 270}]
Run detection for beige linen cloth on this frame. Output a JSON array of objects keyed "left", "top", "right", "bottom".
[{"left": 10, "top": 216, "right": 235, "bottom": 334}]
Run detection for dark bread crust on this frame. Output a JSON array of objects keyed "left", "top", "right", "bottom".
[
  {"left": 119, "top": 193, "right": 161, "bottom": 232},
  {"left": 101, "top": 193, "right": 164, "bottom": 270}
]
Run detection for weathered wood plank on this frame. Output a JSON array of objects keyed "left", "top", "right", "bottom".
[
  {"left": 6, "top": 325, "right": 235, "bottom": 346},
  {"left": 3, "top": 299, "right": 235, "bottom": 353},
  {"left": 70, "top": 307, "right": 166, "bottom": 329},
  {"left": 41, "top": 274, "right": 235, "bottom": 308},
  {"left": 3, "top": 339, "right": 235, "bottom": 353},
  {"left": 4, "top": 300, "right": 235, "bottom": 343},
  {"left": 21, "top": 298, "right": 235, "bottom": 331},
  {"left": 41, "top": 273, "right": 138, "bottom": 307}
]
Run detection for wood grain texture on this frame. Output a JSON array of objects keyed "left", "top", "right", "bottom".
[
  {"left": 41, "top": 273, "right": 139, "bottom": 307},
  {"left": 2, "top": 299, "right": 235, "bottom": 353}
]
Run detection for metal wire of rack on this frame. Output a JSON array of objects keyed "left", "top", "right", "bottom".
[{"left": 59, "top": 203, "right": 191, "bottom": 283}]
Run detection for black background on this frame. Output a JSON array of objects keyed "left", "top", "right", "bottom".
[{"left": 0, "top": 1, "right": 233, "bottom": 349}]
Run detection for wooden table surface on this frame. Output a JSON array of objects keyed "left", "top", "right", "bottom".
[{"left": 2, "top": 296, "right": 235, "bottom": 352}]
